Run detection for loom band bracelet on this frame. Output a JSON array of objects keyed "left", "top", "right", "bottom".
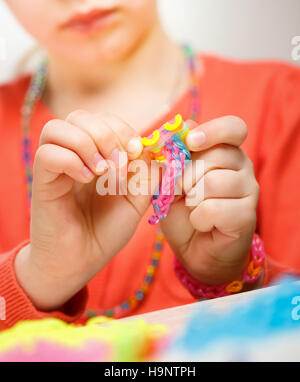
[{"left": 174, "top": 233, "right": 266, "bottom": 299}]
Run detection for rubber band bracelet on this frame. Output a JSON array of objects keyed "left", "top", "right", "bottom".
[
  {"left": 174, "top": 233, "right": 266, "bottom": 299},
  {"left": 141, "top": 114, "right": 191, "bottom": 225}
]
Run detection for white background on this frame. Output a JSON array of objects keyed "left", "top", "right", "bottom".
[{"left": 0, "top": 0, "right": 299, "bottom": 83}]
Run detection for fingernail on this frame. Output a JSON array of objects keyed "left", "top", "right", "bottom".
[
  {"left": 126, "top": 137, "right": 143, "bottom": 160},
  {"left": 94, "top": 153, "right": 108, "bottom": 174},
  {"left": 82, "top": 166, "right": 94, "bottom": 180},
  {"left": 187, "top": 131, "right": 206, "bottom": 149},
  {"left": 109, "top": 149, "right": 128, "bottom": 169}
]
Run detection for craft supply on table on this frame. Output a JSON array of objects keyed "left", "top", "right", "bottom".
[
  {"left": 0, "top": 317, "right": 168, "bottom": 362},
  {"left": 141, "top": 114, "right": 191, "bottom": 225},
  {"left": 164, "top": 277, "right": 300, "bottom": 361},
  {"left": 1, "top": 278, "right": 300, "bottom": 361}
]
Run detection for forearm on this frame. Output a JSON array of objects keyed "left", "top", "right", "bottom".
[
  {"left": 15, "top": 243, "right": 89, "bottom": 312},
  {"left": 0, "top": 241, "right": 88, "bottom": 330}
]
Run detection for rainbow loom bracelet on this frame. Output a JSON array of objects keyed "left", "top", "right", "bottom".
[
  {"left": 174, "top": 233, "right": 266, "bottom": 299},
  {"left": 142, "top": 115, "right": 191, "bottom": 225}
]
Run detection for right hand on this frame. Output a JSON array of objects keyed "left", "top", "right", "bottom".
[{"left": 15, "top": 110, "right": 153, "bottom": 311}]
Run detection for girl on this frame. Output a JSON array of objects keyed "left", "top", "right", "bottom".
[{"left": 0, "top": 0, "right": 300, "bottom": 330}]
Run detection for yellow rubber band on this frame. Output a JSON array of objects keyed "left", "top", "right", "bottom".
[
  {"left": 141, "top": 130, "right": 160, "bottom": 147},
  {"left": 164, "top": 114, "right": 183, "bottom": 131}
]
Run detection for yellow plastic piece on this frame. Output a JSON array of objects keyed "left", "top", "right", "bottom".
[
  {"left": 164, "top": 114, "right": 183, "bottom": 131},
  {"left": 141, "top": 130, "right": 160, "bottom": 147}
]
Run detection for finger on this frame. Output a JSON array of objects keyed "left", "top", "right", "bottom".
[
  {"left": 177, "top": 146, "right": 246, "bottom": 196},
  {"left": 66, "top": 110, "right": 123, "bottom": 159},
  {"left": 189, "top": 197, "right": 257, "bottom": 234},
  {"left": 100, "top": 113, "right": 143, "bottom": 160},
  {"left": 40, "top": 119, "right": 109, "bottom": 176},
  {"left": 185, "top": 116, "right": 248, "bottom": 152},
  {"left": 66, "top": 110, "right": 142, "bottom": 165},
  {"left": 34, "top": 144, "right": 95, "bottom": 187},
  {"left": 186, "top": 168, "right": 257, "bottom": 207}
]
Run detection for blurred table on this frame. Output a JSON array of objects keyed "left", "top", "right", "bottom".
[{"left": 119, "top": 284, "right": 283, "bottom": 336}]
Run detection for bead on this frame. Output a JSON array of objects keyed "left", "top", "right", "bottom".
[
  {"left": 24, "top": 152, "right": 30, "bottom": 161},
  {"left": 155, "top": 242, "right": 162, "bottom": 251},
  {"left": 121, "top": 302, "right": 130, "bottom": 310},
  {"left": 147, "top": 265, "right": 155, "bottom": 276},
  {"left": 23, "top": 137, "right": 30, "bottom": 146},
  {"left": 153, "top": 251, "right": 161, "bottom": 260},
  {"left": 105, "top": 310, "right": 114, "bottom": 317},
  {"left": 136, "top": 291, "right": 144, "bottom": 300},
  {"left": 152, "top": 258, "right": 159, "bottom": 266},
  {"left": 86, "top": 310, "right": 96, "bottom": 318},
  {"left": 141, "top": 283, "right": 150, "bottom": 293},
  {"left": 129, "top": 297, "right": 138, "bottom": 308},
  {"left": 145, "top": 275, "right": 153, "bottom": 283}
]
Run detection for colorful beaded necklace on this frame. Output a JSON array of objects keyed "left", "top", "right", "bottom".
[{"left": 20, "top": 45, "right": 201, "bottom": 319}]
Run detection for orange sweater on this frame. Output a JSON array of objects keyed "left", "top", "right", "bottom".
[{"left": 1, "top": 55, "right": 300, "bottom": 330}]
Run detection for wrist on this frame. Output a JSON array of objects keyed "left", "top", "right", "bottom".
[
  {"left": 14, "top": 244, "right": 86, "bottom": 312},
  {"left": 174, "top": 233, "right": 266, "bottom": 299},
  {"left": 178, "top": 243, "right": 252, "bottom": 287}
]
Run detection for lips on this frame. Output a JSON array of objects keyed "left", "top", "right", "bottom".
[{"left": 62, "top": 8, "right": 118, "bottom": 33}]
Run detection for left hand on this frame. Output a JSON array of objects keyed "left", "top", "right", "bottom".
[{"left": 160, "top": 116, "right": 260, "bottom": 286}]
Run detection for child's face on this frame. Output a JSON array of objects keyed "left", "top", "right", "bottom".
[{"left": 6, "top": 0, "right": 158, "bottom": 64}]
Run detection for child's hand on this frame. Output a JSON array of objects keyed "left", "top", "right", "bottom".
[
  {"left": 160, "top": 116, "right": 260, "bottom": 286},
  {"left": 15, "top": 110, "right": 149, "bottom": 311}
]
